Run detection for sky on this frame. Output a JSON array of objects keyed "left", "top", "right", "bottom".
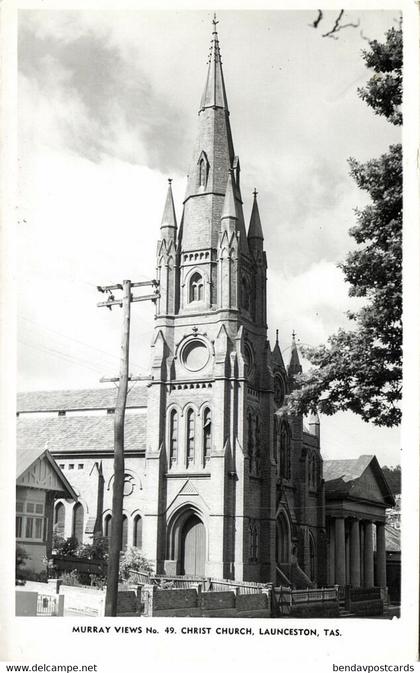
[{"left": 17, "top": 9, "right": 402, "bottom": 466}]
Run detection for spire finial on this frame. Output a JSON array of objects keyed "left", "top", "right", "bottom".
[
  {"left": 253, "top": 188, "right": 258, "bottom": 199},
  {"left": 292, "top": 329, "right": 296, "bottom": 341},
  {"left": 168, "top": 178, "right": 172, "bottom": 185},
  {"left": 213, "top": 12, "right": 219, "bottom": 29},
  {"left": 276, "top": 329, "right": 279, "bottom": 343}
]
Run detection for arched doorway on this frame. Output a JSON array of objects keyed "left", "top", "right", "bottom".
[
  {"left": 181, "top": 514, "right": 206, "bottom": 576},
  {"left": 276, "top": 513, "right": 290, "bottom": 565}
]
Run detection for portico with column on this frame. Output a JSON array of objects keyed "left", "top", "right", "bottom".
[{"left": 323, "top": 456, "right": 395, "bottom": 588}]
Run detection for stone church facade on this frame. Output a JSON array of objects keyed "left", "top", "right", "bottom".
[{"left": 16, "top": 20, "right": 394, "bottom": 590}]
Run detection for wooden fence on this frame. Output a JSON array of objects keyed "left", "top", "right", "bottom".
[{"left": 129, "top": 571, "right": 270, "bottom": 595}]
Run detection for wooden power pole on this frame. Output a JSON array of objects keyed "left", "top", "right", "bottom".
[{"left": 97, "top": 279, "right": 158, "bottom": 617}]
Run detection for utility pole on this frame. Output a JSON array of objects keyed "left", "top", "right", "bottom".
[{"left": 97, "top": 279, "right": 158, "bottom": 617}]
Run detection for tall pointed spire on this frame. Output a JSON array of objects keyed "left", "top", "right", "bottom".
[
  {"left": 181, "top": 16, "right": 248, "bottom": 255},
  {"left": 288, "top": 331, "right": 303, "bottom": 377},
  {"left": 200, "top": 14, "right": 229, "bottom": 112},
  {"left": 248, "top": 189, "right": 264, "bottom": 241}
]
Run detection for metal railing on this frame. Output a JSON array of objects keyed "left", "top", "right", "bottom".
[{"left": 37, "top": 593, "right": 64, "bottom": 616}]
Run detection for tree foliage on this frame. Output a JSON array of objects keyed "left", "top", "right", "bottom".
[
  {"left": 287, "top": 26, "right": 402, "bottom": 427},
  {"left": 381, "top": 464, "right": 401, "bottom": 494}
]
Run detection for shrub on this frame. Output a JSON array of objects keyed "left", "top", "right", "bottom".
[
  {"left": 60, "top": 570, "right": 82, "bottom": 587},
  {"left": 77, "top": 536, "right": 109, "bottom": 561},
  {"left": 18, "top": 568, "right": 48, "bottom": 583},
  {"left": 16, "top": 544, "right": 29, "bottom": 574},
  {"left": 119, "top": 547, "right": 153, "bottom": 582},
  {"left": 52, "top": 535, "right": 79, "bottom": 557}
]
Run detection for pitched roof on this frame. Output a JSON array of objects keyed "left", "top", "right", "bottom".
[
  {"left": 17, "top": 447, "right": 78, "bottom": 499},
  {"left": 17, "top": 414, "right": 147, "bottom": 454},
  {"left": 17, "top": 387, "right": 148, "bottom": 413},
  {"left": 324, "top": 455, "right": 395, "bottom": 507},
  {"left": 323, "top": 456, "right": 373, "bottom": 483}
]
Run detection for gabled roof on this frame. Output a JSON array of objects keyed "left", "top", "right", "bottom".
[
  {"left": 17, "top": 447, "right": 77, "bottom": 499},
  {"left": 17, "top": 387, "right": 147, "bottom": 413},
  {"left": 324, "top": 455, "right": 395, "bottom": 507},
  {"left": 17, "top": 414, "right": 147, "bottom": 454}
]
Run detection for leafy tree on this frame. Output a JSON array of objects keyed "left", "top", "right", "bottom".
[
  {"left": 119, "top": 547, "right": 153, "bottom": 582},
  {"left": 381, "top": 464, "right": 401, "bottom": 494},
  {"left": 287, "top": 26, "right": 402, "bottom": 427}
]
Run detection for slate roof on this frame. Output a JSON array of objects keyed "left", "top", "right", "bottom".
[
  {"left": 17, "top": 447, "right": 78, "bottom": 499},
  {"left": 17, "top": 387, "right": 148, "bottom": 413},
  {"left": 323, "top": 455, "right": 394, "bottom": 506},
  {"left": 17, "top": 414, "right": 147, "bottom": 454},
  {"left": 323, "top": 456, "right": 373, "bottom": 484}
]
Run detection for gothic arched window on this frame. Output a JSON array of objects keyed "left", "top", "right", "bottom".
[
  {"left": 133, "top": 515, "right": 143, "bottom": 548},
  {"left": 169, "top": 409, "right": 178, "bottom": 465},
  {"left": 186, "top": 409, "right": 195, "bottom": 464},
  {"left": 241, "top": 276, "right": 249, "bottom": 311},
  {"left": 189, "top": 272, "right": 204, "bottom": 303},
  {"left": 72, "top": 503, "right": 84, "bottom": 543},
  {"left": 280, "top": 422, "right": 291, "bottom": 480},
  {"left": 104, "top": 514, "right": 112, "bottom": 539},
  {"left": 197, "top": 151, "right": 209, "bottom": 189},
  {"left": 203, "top": 408, "right": 211, "bottom": 464},
  {"left": 54, "top": 502, "right": 65, "bottom": 537},
  {"left": 199, "top": 159, "right": 206, "bottom": 187},
  {"left": 122, "top": 515, "right": 128, "bottom": 550}
]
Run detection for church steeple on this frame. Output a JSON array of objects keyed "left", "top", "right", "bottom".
[
  {"left": 200, "top": 14, "right": 229, "bottom": 112},
  {"left": 288, "top": 331, "right": 303, "bottom": 378},
  {"left": 181, "top": 16, "right": 248, "bottom": 256}
]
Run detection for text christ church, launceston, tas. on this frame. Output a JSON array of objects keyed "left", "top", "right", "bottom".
[{"left": 17, "top": 18, "right": 395, "bottom": 590}]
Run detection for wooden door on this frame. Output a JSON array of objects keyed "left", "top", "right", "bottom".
[{"left": 181, "top": 515, "right": 205, "bottom": 576}]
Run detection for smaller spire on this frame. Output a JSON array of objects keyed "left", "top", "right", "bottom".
[
  {"left": 160, "top": 178, "right": 177, "bottom": 231},
  {"left": 221, "top": 170, "right": 238, "bottom": 220},
  {"left": 248, "top": 189, "right": 264, "bottom": 240},
  {"left": 272, "top": 328, "right": 286, "bottom": 370},
  {"left": 288, "top": 331, "right": 303, "bottom": 377}
]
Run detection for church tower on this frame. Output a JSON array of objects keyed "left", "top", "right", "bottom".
[{"left": 143, "top": 17, "right": 324, "bottom": 585}]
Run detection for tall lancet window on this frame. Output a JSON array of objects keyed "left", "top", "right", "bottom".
[
  {"left": 199, "top": 158, "right": 206, "bottom": 187},
  {"left": 197, "top": 151, "right": 209, "bottom": 189},
  {"left": 186, "top": 409, "right": 195, "bottom": 464},
  {"left": 203, "top": 408, "right": 212, "bottom": 464},
  {"left": 189, "top": 272, "right": 204, "bottom": 302},
  {"left": 169, "top": 409, "right": 178, "bottom": 465}
]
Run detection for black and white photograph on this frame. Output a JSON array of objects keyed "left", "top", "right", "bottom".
[{"left": 2, "top": 3, "right": 419, "bottom": 670}]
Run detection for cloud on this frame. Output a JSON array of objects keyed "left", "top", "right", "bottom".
[
  {"left": 267, "top": 260, "right": 364, "bottom": 350},
  {"left": 19, "top": 12, "right": 186, "bottom": 170}
]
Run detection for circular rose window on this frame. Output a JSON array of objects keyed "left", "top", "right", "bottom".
[{"left": 181, "top": 339, "right": 209, "bottom": 372}]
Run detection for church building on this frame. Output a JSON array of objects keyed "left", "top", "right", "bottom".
[{"left": 16, "top": 18, "right": 394, "bottom": 590}]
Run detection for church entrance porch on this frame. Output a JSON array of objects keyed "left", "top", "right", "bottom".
[
  {"left": 164, "top": 506, "right": 207, "bottom": 577},
  {"left": 181, "top": 514, "right": 206, "bottom": 576}
]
